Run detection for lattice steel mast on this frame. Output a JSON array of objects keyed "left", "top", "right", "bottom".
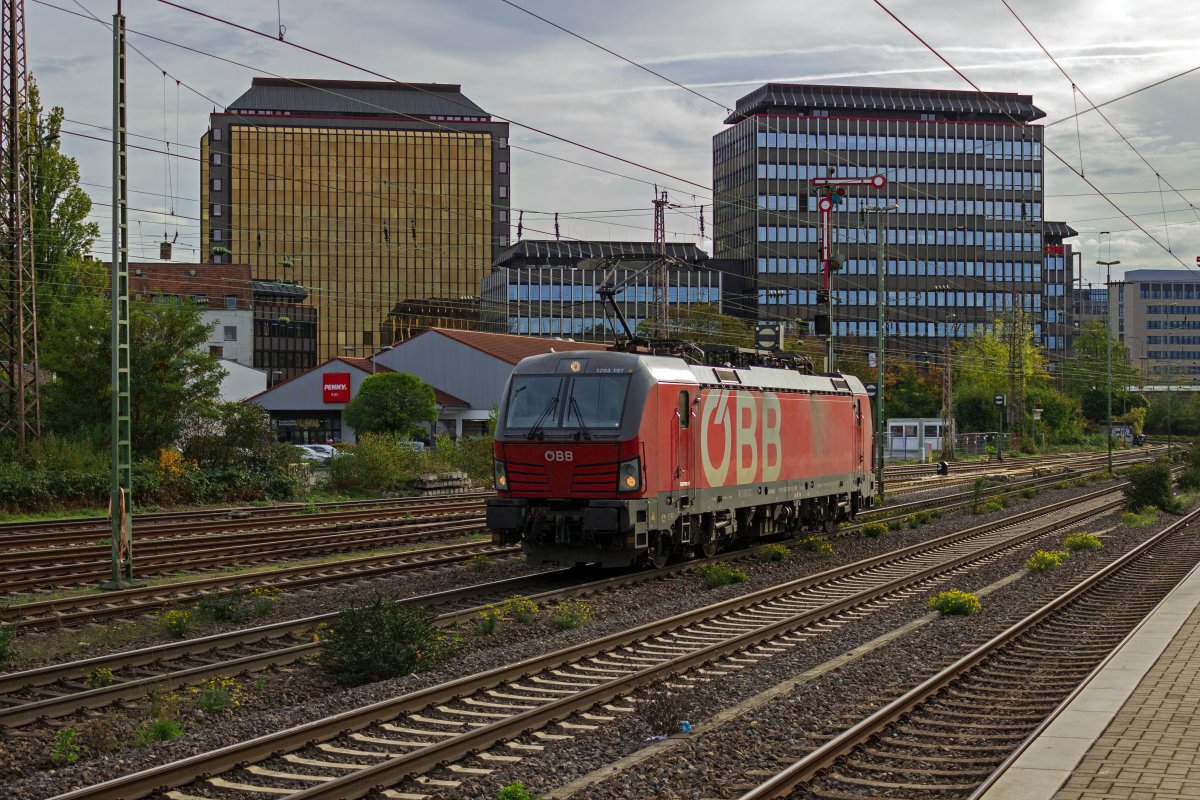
[{"left": 0, "top": 0, "right": 39, "bottom": 449}]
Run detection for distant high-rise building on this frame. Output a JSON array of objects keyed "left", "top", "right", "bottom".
[
  {"left": 201, "top": 78, "right": 509, "bottom": 361},
  {"left": 713, "top": 83, "right": 1072, "bottom": 366}
]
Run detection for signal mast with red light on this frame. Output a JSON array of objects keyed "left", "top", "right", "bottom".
[{"left": 809, "top": 174, "right": 888, "bottom": 370}]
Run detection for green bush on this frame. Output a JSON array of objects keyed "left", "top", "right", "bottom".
[
  {"left": 697, "top": 561, "right": 748, "bottom": 588},
  {"left": 51, "top": 726, "right": 81, "bottom": 765},
  {"left": 798, "top": 536, "right": 834, "bottom": 557},
  {"left": 1179, "top": 443, "right": 1200, "bottom": 490},
  {"left": 0, "top": 624, "right": 16, "bottom": 665},
  {"left": 190, "top": 676, "right": 245, "bottom": 714},
  {"left": 1025, "top": 549, "right": 1068, "bottom": 572},
  {"left": 466, "top": 554, "right": 494, "bottom": 574},
  {"left": 753, "top": 543, "right": 789, "bottom": 562},
  {"left": 496, "top": 783, "right": 540, "bottom": 800},
  {"left": 135, "top": 716, "right": 183, "bottom": 745},
  {"left": 550, "top": 598, "right": 593, "bottom": 630},
  {"left": 861, "top": 522, "right": 888, "bottom": 538},
  {"left": 318, "top": 598, "right": 452, "bottom": 685},
  {"left": 886, "top": 519, "right": 903, "bottom": 531},
  {"left": 927, "top": 589, "right": 981, "bottom": 615},
  {"left": 156, "top": 609, "right": 191, "bottom": 638},
  {"left": 502, "top": 595, "right": 539, "bottom": 623},
  {"left": 1123, "top": 459, "right": 1180, "bottom": 513},
  {"left": 968, "top": 477, "right": 989, "bottom": 513},
  {"left": 916, "top": 510, "right": 936, "bottom": 524},
  {"left": 76, "top": 718, "right": 125, "bottom": 757},
  {"left": 1121, "top": 508, "right": 1160, "bottom": 528},
  {"left": 904, "top": 513, "right": 921, "bottom": 529},
  {"left": 1063, "top": 531, "right": 1103, "bottom": 551},
  {"left": 477, "top": 604, "right": 504, "bottom": 635}
]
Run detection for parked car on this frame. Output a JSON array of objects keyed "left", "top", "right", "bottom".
[
  {"left": 294, "top": 444, "right": 332, "bottom": 464},
  {"left": 303, "top": 444, "right": 338, "bottom": 459}
]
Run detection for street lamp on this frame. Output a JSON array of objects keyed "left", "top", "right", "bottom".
[
  {"left": 864, "top": 203, "right": 899, "bottom": 500},
  {"left": 1098, "top": 231, "right": 1119, "bottom": 473}
]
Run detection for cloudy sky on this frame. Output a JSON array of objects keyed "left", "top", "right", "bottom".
[{"left": 30, "top": 0, "right": 1200, "bottom": 288}]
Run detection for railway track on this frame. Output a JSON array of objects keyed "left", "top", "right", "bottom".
[
  {"left": 0, "top": 493, "right": 494, "bottom": 539},
  {"left": 1, "top": 460, "right": 1140, "bottom": 634},
  {"left": 2, "top": 539, "right": 516, "bottom": 631},
  {"left": 0, "top": 470, "right": 1139, "bottom": 727},
  {"left": 0, "top": 499, "right": 486, "bottom": 552},
  {"left": 738, "top": 505, "right": 1200, "bottom": 800},
  {"left": 44, "top": 483, "right": 1129, "bottom": 800}
]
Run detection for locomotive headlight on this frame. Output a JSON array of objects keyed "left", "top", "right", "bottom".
[
  {"left": 617, "top": 457, "right": 641, "bottom": 492},
  {"left": 493, "top": 461, "right": 508, "bottom": 491}
]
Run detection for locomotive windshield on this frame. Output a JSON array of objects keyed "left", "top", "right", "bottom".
[{"left": 504, "top": 374, "right": 630, "bottom": 432}]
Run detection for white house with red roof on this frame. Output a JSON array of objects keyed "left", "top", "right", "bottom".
[{"left": 247, "top": 329, "right": 605, "bottom": 443}]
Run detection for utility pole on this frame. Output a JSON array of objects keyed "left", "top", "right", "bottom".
[
  {"left": 866, "top": 203, "right": 898, "bottom": 500},
  {"left": 811, "top": 174, "right": 886, "bottom": 372},
  {"left": 1098, "top": 255, "right": 1120, "bottom": 474},
  {"left": 651, "top": 189, "right": 669, "bottom": 339},
  {"left": 941, "top": 311, "right": 956, "bottom": 461},
  {"left": 0, "top": 0, "right": 40, "bottom": 452},
  {"left": 106, "top": 0, "right": 134, "bottom": 588}
]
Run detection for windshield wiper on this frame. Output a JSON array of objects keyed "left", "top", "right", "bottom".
[
  {"left": 526, "top": 396, "right": 559, "bottom": 440},
  {"left": 568, "top": 395, "right": 593, "bottom": 441}
]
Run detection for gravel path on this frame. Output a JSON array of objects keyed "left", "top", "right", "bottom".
[{"left": 0, "top": 476, "right": 1127, "bottom": 799}]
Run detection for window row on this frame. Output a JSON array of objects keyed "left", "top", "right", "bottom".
[
  {"left": 756, "top": 196, "right": 1045, "bottom": 221},
  {"left": 759, "top": 288, "right": 1042, "bottom": 310},
  {"left": 757, "top": 163, "right": 1042, "bottom": 189},
  {"left": 1140, "top": 282, "right": 1200, "bottom": 300},
  {"left": 795, "top": 320, "right": 1043, "bottom": 338},
  {"left": 755, "top": 131, "right": 1042, "bottom": 160},
  {"left": 755, "top": 257, "right": 1045, "bottom": 282},
  {"left": 1146, "top": 320, "right": 1200, "bottom": 330},
  {"left": 505, "top": 285, "right": 719, "bottom": 302},
  {"left": 1147, "top": 305, "right": 1200, "bottom": 315},
  {"left": 1146, "top": 351, "right": 1200, "bottom": 361},
  {"left": 756, "top": 225, "right": 1043, "bottom": 251},
  {"left": 509, "top": 316, "right": 641, "bottom": 335},
  {"left": 1148, "top": 336, "right": 1200, "bottom": 345}
]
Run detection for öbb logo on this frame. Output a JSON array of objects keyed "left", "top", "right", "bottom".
[
  {"left": 545, "top": 450, "right": 574, "bottom": 462},
  {"left": 699, "top": 390, "right": 782, "bottom": 486}
]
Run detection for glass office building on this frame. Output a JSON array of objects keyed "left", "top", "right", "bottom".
[
  {"left": 713, "top": 83, "right": 1073, "bottom": 363},
  {"left": 201, "top": 78, "right": 509, "bottom": 361}
]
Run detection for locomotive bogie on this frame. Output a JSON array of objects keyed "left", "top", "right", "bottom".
[{"left": 487, "top": 350, "right": 874, "bottom": 569}]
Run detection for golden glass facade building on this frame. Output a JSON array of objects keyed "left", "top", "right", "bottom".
[{"left": 201, "top": 78, "right": 509, "bottom": 361}]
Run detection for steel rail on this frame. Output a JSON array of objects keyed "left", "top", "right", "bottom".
[
  {"left": 736, "top": 505, "right": 1200, "bottom": 799},
  {"left": 46, "top": 486, "right": 1126, "bottom": 800},
  {"left": 0, "top": 517, "right": 488, "bottom": 593},
  {"left": 4, "top": 540, "right": 518, "bottom": 630},
  {"left": 0, "top": 500, "right": 486, "bottom": 550}
]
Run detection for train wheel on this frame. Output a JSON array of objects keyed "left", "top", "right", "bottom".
[{"left": 647, "top": 531, "right": 671, "bottom": 569}]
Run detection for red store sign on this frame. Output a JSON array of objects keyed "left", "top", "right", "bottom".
[{"left": 323, "top": 372, "right": 351, "bottom": 403}]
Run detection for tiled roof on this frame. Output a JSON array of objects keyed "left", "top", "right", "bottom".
[
  {"left": 434, "top": 388, "right": 468, "bottom": 408},
  {"left": 726, "top": 83, "right": 1045, "bottom": 124},
  {"left": 226, "top": 78, "right": 489, "bottom": 119},
  {"left": 425, "top": 328, "right": 608, "bottom": 365},
  {"left": 338, "top": 356, "right": 392, "bottom": 374},
  {"left": 494, "top": 240, "right": 707, "bottom": 266}
]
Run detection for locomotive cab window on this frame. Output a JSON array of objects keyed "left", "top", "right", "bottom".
[
  {"left": 565, "top": 374, "right": 629, "bottom": 429},
  {"left": 678, "top": 391, "right": 690, "bottom": 428},
  {"left": 505, "top": 376, "right": 564, "bottom": 429}
]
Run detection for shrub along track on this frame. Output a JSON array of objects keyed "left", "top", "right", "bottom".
[
  {"left": 737, "top": 506, "right": 1200, "bottom": 800},
  {"left": 41, "top": 484, "right": 1129, "bottom": 800}
]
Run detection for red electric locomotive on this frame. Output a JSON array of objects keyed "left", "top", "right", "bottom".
[{"left": 486, "top": 345, "right": 874, "bottom": 568}]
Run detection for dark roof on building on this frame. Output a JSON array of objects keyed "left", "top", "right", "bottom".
[
  {"left": 725, "top": 83, "right": 1045, "bottom": 124},
  {"left": 494, "top": 240, "right": 709, "bottom": 267},
  {"left": 1043, "top": 221, "right": 1078, "bottom": 239},
  {"left": 421, "top": 327, "right": 608, "bottom": 365},
  {"left": 250, "top": 280, "right": 308, "bottom": 303},
  {"left": 226, "top": 77, "right": 489, "bottom": 119},
  {"left": 112, "top": 262, "right": 252, "bottom": 308}
]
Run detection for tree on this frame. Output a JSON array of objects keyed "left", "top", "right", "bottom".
[
  {"left": 343, "top": 372, "right": 437, "bottom": 439},
  {"left": 1060, "top": 321, "right": 1139, "bottom": 406},
  {"left": 952, "top": 321, "right": 1051, "bottom": 436},
  {"left": 38, "top": 294, "right": 224, "bottom": 455},
  {"left": 3, "top": 82, "right": 103, "bottom": 325},
  {"left": 883, "top": 362, "right": 942, "bottom": 419}
]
